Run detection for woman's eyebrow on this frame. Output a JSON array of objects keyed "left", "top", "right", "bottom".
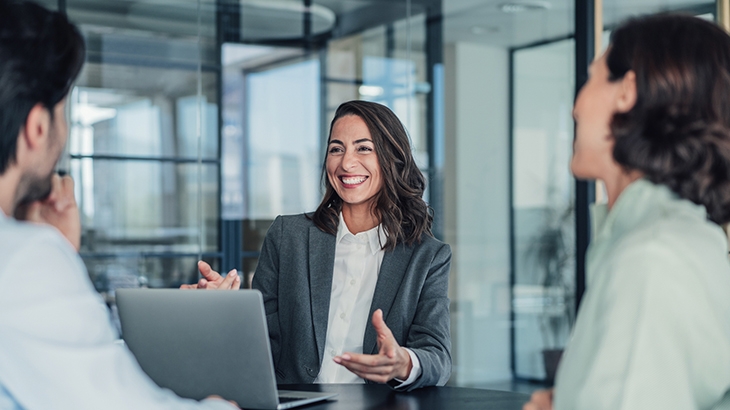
[
  {"left": 328, "top": 139, "right": 344, "bottom": 145},
  {"left": 354, "top": 138, "right": 373, "bottom": 144}
]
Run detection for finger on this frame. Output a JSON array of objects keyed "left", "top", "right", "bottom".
[
  {"left": 372, "top": 309, "right": 395, "bottom": 341},
  {"left": 346, "top": 367, "right": 391, "bottom": 384},
  {"left": 44, "top": 174, "right": 62, "bottom": 203},
  {"left": 197, "top": 278, "right": 208, "bottom": 289},
  {"left": 232, "top": 273, "right": 241, "bottom": 290},
  {"left": 218, "top": 270, "right": 239, "bottom": 290},
  {"left": 55, "top": 175, "right": 76, "bottom": 211},
  {"left": 336, "top": 352, "right": 395, "bottom": 368},
  {"left": 371, "top": 310, "right": 397, "bottom": 358},
  {"left": 180, "top": 284, "right": 197, "bottom": 290},
  {"left": 198, "top": 260, "right": 223, "bottom": 282},
  {"left": 336, "top": 358, "right": 394, "bottom": 376}
]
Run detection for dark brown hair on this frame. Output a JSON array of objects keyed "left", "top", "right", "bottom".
[
  {"left": 0, "top": 0, "right": 85, "bottom": 174},
  {"left": 311, "top": 100, "right": 433, "bottom": 250},
  {"left": 607, "top": 13, "right": 730, "bottom": 224}
]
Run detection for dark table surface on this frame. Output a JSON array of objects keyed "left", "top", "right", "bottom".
[{"left": 278, "top": 384, "right": 529, "bottom": 410}]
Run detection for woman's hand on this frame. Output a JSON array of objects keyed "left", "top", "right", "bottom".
[
  {"left": 523, "top": 389, "right": 553, "bottom": 410},
  {"left": 180, "top": 261, "right": 241, "bottom": 290},
  {"left": 14, "top": 174, "right": 81, "bottom": 251},
  {"left": 333, "top": 309, "right": 413, "bottom": 383}
]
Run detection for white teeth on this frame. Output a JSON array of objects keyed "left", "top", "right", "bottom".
[{"left": 341, "top": 176, "right": 367, "bottom": 185}]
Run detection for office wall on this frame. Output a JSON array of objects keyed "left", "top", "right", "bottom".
[{"left": 444, "top": 42, "right": 511, "bottom": 385}]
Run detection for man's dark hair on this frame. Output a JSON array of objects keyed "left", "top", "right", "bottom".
[
  {"left": 311, "top": 100, "right": 433, "bottom": 251},
  {"left": 0, "top": 0, "right": 85, "bottom": 174},
  {"left": 607, "top": 13, "right": 730, "bottom": 225}
]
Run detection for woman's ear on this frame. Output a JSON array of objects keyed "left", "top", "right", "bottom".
[{"left": 616, "top": 70, "right": 637, "bottom": 113}]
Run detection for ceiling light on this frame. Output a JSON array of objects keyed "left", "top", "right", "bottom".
[
  {"left": 499, "top": 1, "right": 551, "bottom": 13},
  {"left": 358, "top": 85, "right": 384, "bottom": 97}
]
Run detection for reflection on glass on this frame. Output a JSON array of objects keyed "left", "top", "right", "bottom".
[
  {"left": 512, "top": 39, "right": 575, "bottom": 381},
  {"left": 65, "top": 0, "right": 218, "bottom": 294},
  {"left": 69, "top": 70, "right": 218, "bottom": 159},
  {"left": 72, "top": 160, "right": 219, "bottom": 255}
]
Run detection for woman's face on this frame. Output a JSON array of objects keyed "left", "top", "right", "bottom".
[
  {"left": 571, "top": 50, "right": 634, "bottom": 180},
  {"left": 326, "top": 115, "right": 383, "bottom": 210}
]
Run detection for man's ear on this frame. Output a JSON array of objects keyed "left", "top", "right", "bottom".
[
  {"left": 20, "top": 103, "right": 51, "bottom": 152},
  {"left": 616, "top": 70, "right": 637, "bottom": 113}
]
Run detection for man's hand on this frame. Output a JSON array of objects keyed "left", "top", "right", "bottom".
[
  {"left": 180, "top": 260, "right": 240, "bottom": 290},
  {"left": 333, "top": 309, "right": 413, "bottom": 383},
  {"left": 523, "top": 389, "right": 553, "bottom": 410},
  {"left": 205, "top": 395, "right": 239, "bottom": 408},
  {"left": 14, "top": 174, "right": 80, "bottom": 251}
]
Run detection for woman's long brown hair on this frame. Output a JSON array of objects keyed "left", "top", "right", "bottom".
[{"left": 310, "top": 100, "right": 433, "bottom": 251}]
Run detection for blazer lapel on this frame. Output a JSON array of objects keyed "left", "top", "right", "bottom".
[
  {"left": 363, "top": 243, "right": 414, "bottom": 355},
  {"left": 308, "top": 226, "right": 336, "bottom": 364}
]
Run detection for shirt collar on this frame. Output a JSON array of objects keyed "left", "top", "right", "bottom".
[{"left": 336, "top": 212, "right": 387, "bottom": 255}]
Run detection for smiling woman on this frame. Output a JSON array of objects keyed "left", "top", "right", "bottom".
[
  {"left": 187, "top": 100, "right": 452, "bottom": 391},
  {"left": 314, "top": 100, "right": 432, "bottom": 251}
]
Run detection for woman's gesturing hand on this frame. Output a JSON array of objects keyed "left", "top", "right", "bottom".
[
  {"left": 333, "top": 309, "right": 413, "bottom": 383},
  {"left": 180, "top": 260, "right": 241, "bottom": 290}
]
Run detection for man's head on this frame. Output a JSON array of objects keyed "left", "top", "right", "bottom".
[{"left": 0, "top": 0, "right": 85, "bottom": 206}]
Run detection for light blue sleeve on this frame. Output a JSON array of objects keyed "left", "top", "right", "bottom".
[{"left": 0, "top": 228, "right": 234, "bottom": 410}]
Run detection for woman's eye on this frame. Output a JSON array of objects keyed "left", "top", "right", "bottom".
[
  {"left": 358, "top": 146, "right": 373, "bottom": 152},
  {"left": 328, "top": 146, "right": 343, "bottom": 154}
]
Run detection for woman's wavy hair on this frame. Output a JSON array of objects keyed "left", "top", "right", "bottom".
[
  {"left": 311, "top": 100, "right": 433, "bottom": 250},
  {"left": 607, "top": 13, "right": 730, "bottom": 225}
]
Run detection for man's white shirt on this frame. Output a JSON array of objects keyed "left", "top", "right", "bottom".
[
  {"left": 314, "top": 213, "right": 421, "bottom": 387},
  {"left": 0, "top": 211, "right": 232, "bottom": 410}
]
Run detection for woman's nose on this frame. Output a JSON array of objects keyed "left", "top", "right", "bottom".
[{"left": 341, "top": 150, "right": 357, "bottom": 171}]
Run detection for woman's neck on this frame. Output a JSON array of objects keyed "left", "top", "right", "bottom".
[
  {"left": 341, "top": 203, "right": 379, "bottom": 234},
  {"left": 603, "top": 169, "right": 644, "bottom": 210}
]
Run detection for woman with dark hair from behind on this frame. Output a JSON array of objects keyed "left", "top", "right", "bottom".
[
  {"left": 524, "top": 14, "right": 730, "bottom": 410},
  {"left": 187, "top": 100, "right": 451, "bottom": 390}
]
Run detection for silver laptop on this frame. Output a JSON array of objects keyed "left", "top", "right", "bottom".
[{"left": 116, "top": 288, "right": 336, "bottom": 409}]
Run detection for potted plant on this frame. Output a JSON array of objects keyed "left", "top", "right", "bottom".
[{"left": 527, "top": 206, "right": 575, "bottom": 383}]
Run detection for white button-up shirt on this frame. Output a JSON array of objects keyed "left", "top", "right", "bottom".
[{"left": 315, "top": 213, "right": 421, "bottom": 386}]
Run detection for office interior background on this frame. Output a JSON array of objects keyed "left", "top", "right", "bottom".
[{"left": 37, "top": 0, "right": 719, "bottom": 390}]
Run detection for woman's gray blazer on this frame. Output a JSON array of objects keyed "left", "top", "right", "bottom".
[{"left": 251, "top": 213, "right": 452, "bottom": 391}]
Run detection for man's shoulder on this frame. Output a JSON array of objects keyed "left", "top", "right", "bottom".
[
  {"left": 0, "top": 219, "right": 68, "bottom": 252},
  {"left": 0, "top": 219, "right": 77, "bottom": 270}
]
